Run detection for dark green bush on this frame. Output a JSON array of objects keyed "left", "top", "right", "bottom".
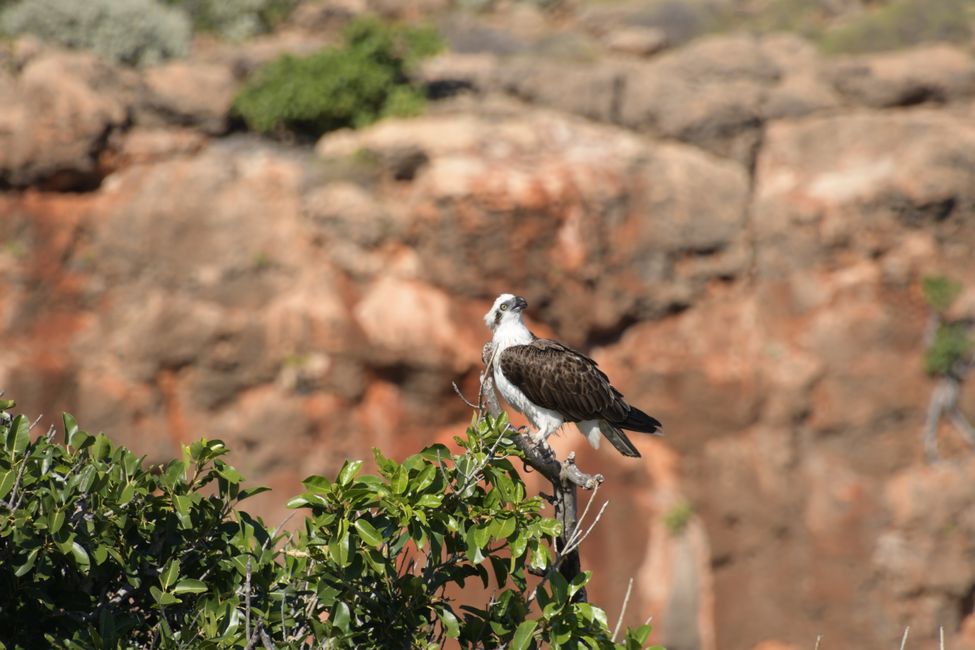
[
  {"left": 923, "top": 275, "right": 963, "bottom": 314},
  {"left": 0, "top": 398, "right": 661, "bottom": 649},
  {"left": 922, "top": 275, "right": 973, "bottom": 376},
  {"left": 232, "top": 17, "right": 442, "bottom": 139},
  {"left": 926, "top": 322, "right": 973, "bottom": 376}
]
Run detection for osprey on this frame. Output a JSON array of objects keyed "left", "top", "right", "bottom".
[{"left": 484, "top": 293, "right": 662, "bottom": 458}]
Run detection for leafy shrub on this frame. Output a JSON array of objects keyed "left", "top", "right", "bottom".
[
  {"left": 0, "top": 398, "right": 661, "bottom": 648},
  {"left": 663, "top": 501, "right": 693, "bottom": 536},
  {"left": 923, "top": 275, "right": 963, "bottom": 314},
  {"left": 922, "top": 275, "right": 973, "bottom": 376},
  {"left": 819, "top": 0, "right": 972, "bottom": 54},
  {"left": 232, "top": 17, "right": 443, "bottom": 139},
  {"left": 162, "top": 0, "right": 296, "bottom": 40},
  {"left": 0, "top": 0, "right": 191, "bottom": 66},
  {"left": 926, "top": 322, "right": 973, "bottom": 375}
]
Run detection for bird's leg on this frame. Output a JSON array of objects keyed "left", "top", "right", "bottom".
[{"left": 528, "top": 425, "right": 557, "bottom": 462}]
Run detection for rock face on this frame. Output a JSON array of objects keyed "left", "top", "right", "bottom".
[{"left": 3, "top": 22, "right": 975, "bottom": 650}]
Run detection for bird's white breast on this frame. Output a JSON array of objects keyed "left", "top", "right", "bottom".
[{"left": 490, "top": 320, "right": 564, "bottom": 435}]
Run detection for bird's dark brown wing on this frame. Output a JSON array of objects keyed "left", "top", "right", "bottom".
[{"left": 498, "top": 339, "right": 630, "bottom": 423}]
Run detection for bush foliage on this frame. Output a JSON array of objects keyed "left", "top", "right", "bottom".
[
  {"left": 922, "top": 275, "right": 973, "bottom": 376},
  {"left": 0, "top": 399, "right": 660, "bottom": 649},
  {"left": 0, "top": 0, "right": 191, "bottom": 66},
  {"left": 232, "top": 17, "right": 442, "bottom": 139}
]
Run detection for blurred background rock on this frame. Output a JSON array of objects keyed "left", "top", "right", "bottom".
[{"left": 2, "top": 0, "right": 975, "bottom": 648}]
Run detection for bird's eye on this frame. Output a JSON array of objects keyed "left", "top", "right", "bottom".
[{"left": 499, "top": 304, "right": 508, "bottom": 311}]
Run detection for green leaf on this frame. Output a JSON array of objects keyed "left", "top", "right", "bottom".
[
  {"left": 438, "top": 608, "right": 460, "bottom": 639},
  {"left": 91, "top": 434, "right": 110, "bottom": 461},
  {"left": 117, "top": 483, "right": 136, "bottom": 506},
  {"left": 550, "top": 572, "right": 568, "bottom": 604},
  {"left": 71, "top": 542, "right": 90, "bottom": 573},
  {"left": 150, "top": 586, "right": 181, "bottom": 607},
  {"left": 473, "top": 524, "right": 491, "bottom": 550},
  {"left": 332, "top": 601, "right": 351, "bottom": 633},
  {"left": 575, "top": 602, "right": 595, "bottom": 622},
  {"left": 591, "top": 605, "right": 608, "bottom": 628},
  {"left": 286, "top": 496, "right": 311, "bottom": 509},
  {"left": 568, "top": 571, "right": 591, "bottom": 598},
  {"left": 510, "top": 532, "right": 528, "bottom": 561},
  {"left": 173, "top": 579, "right": 208, "bottom": 594},
  {"left": 412, "top": 464, "right": 436, "bottom": 492},
  {"left": 511, "top": 620, "right": 538, "bottom": 650},
  {"left": 337, "top": 460, "right": 363, "bottom": 486},
  {"left": 391, "top": 467, "right": 408, "bottom": 494},
  {"left": 6, "top": 414, "right": 29, "bottom": 455},
  {"left": 160, "top": 558, "right": 181, "bottom": 590},
  {"left": 538, "top": 518, "right": 562, "bottom": 537},
  {"left": 14, "top": 548, "right": 39, "bottom": 577},
  {"left": 626, "top": 623, "right": 652, "bottom": 645},
  {"left": 49, "top": 509, "right": 65, "bottom": 534},
  {"left": 354, "top": 518, "right": 384, "bottom": 546},
  {"left": 238, "top": 485, "right": 271, "bottom": 501},
  {"left": 91, "top": 544, "right": 108, "bottom": 565},
  {"left": 465, "top": 528, "right": 485, "bottom": 564},
  {"left": 215, "top": 462, "right": 242, "bottom": 483},
  {"left": 329, "top": 530, "right": 351, "bottom": 567},
  {"left": 0, "top": 399, "right": 15, "bottom": 410},
  {"left": 0, "top": 469, "right": 15, "bottom": 501},
  {"left": 495, "top": 516, "right": 516, "bottom": 541},
  {"left": 63, "top": 413, "right": 80, "bottom": 447},
  {"left": 415, "top": 493, "right": 443, "bottom": 508}
]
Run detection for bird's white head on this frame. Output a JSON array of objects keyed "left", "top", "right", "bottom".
[{"left": 484, "top": 293, "right": 529, "bottom": 331}]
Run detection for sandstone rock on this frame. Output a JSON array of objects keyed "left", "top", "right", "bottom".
[
  {"left": 827, "top": 44, "right": 975, "bottom": 108},
  {"left": 90, "top": 139, "right": 307, "bottom": 299},
  {"left": 320, "top": 108, "right": 750, "bottom": 341},
  {"left": 753, "top": 109, "right": 975, "bottom": 277},
  {"left": 762, "top": 73, "right": 842, "bottom": 120},
  {"left": 143, "top": 60, "right": 240, "bottom": 134},
  {"left": 605, "top": 26, "right": 669, "bottom": 57},
  {"left": 115, "top": 127, "right": 207, "bottom": 167},
  {"left": 0, "top": 50, "right": 136, "bottom": 189},
  {"left": 353, "top": 277, "right": 482, "bottom": 372},
  {"left": 872, "top": 458, "right": 975, "bottom": 644},
  {"left": 302, "top": 181, "right": 390, "bottom": 246},
  {"left": 619, "top": 34, "right": 779, "bottom": 163},
  {"left": 493, "top": 58, "right": 624, "bottom": 124}
]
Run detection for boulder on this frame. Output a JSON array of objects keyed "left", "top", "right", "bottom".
[
  {"left": 0, "top": 50, "right": 136, "bottom": 189},
  {"left": 142, "top": 60, "right": 240, "bottom": 134},
  {"left": 827, "top": 44, "right": 975, "bottom": 108},
  {"left": 606, "top": 26, "right": 669, "bottom": 57},
  {"left": 753, "top": 109, "right": 975, "bottom": 277},
  {"left": 318, "top": 108, "right": 749, "bottom": 341}
]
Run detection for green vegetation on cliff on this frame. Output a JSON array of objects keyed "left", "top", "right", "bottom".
[
  {"left": 232, "top": 18, "right": 442, "bottom": 139},
  {"left": 922, "top": 275, "right": 973, "bottom": 376},
  {"left": 0, "top": 398, "right": 659, "bottom": 649},
  {"left": 0, "top": 0, "right": 191, "bottom": 66}
]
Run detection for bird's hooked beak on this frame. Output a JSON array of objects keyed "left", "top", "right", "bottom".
[{"left": 512, "top": 296, "right": 528, "bottom": 313}]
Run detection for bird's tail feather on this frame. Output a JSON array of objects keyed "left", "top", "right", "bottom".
[
  {"left": 599, "top": 422, "right": 641, "bottom": 458},
  {"left": 620, "top": 407, "right": 663, "bottom": 435}
]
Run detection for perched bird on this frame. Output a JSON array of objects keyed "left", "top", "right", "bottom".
[{"left": 484, "top": 293, "right": 662, "bottom": 457}]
